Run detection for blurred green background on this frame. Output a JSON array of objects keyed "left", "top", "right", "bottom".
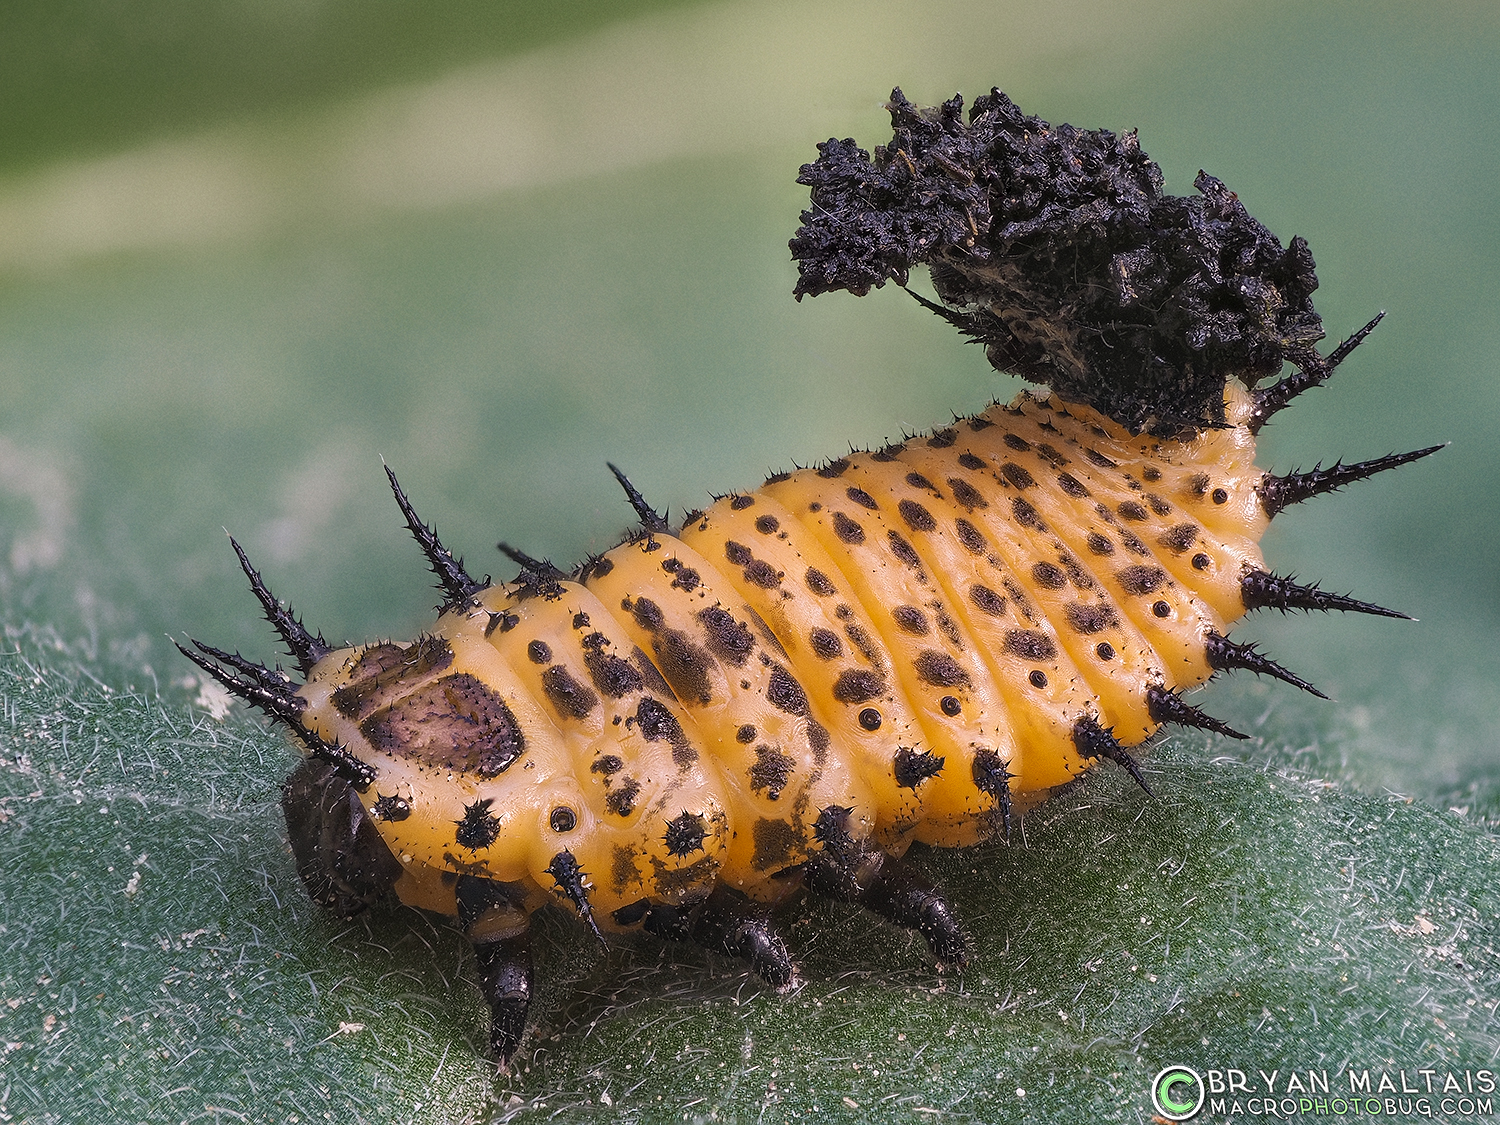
[{"left": 1, "top": 1, "right": 1496, "bottom": 1122}]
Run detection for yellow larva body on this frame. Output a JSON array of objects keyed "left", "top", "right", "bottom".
[{"left": 294, "top": 383, "right": 1267, "bottom": 921}]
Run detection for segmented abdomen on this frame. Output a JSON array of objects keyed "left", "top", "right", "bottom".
[{"left": 294, "top": 383, "right": 1268, "bottom": 922}]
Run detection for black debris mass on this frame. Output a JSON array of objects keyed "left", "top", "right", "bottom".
[{"left": 790, "top": 88, "right": 1325, "bottom": 438}]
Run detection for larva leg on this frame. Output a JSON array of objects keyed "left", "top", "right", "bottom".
[
  {"left": 455, "top": 875, "right": 534, "bottom": 1065},
  {"left": 805, "top": 807, "right": 969, "bottom": 968},
  {"left": 280, "top": 757, "right": 402, "bottom": 919},
  {"left": 632, "top": 887, "right": 796, "bottom": 991}
]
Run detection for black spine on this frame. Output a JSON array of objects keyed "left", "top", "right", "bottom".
[
  {"left": 1145, "top": 684, "right": 1248, "bottom": 740},
  {"left": 384, "top": 464, "right": 487, "bottom": 610},
  {"left": 1241, "top": 568, "right": 1412, "bottom": 620},
  {"left": 1204, "top": 632, "right": 1327, "bottom": 699},
  {"left": 607, "top": 462, "right": 671, "bottom": 534},
  {"left": 1073, "top": 715, "right": 1153, "bottom": 797},
  {"left": 496, "top": 542, "right": 566, "bottom": 579},
  {"left": 1257, "top": 445, "right": 1445, "bottom": 518},
  {"left": 229, "top": 535, "right": 331, "bottom": 675},
  {"left": 544, "top": 850, "right": 605, "bottom": 944},
  {"left": 1248, "top": 311, "right": 1384, "bottom": 433}
]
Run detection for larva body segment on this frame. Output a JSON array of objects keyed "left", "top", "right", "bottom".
[{"left": 180, "top": 87, "right": 1443, "bottom": 1065}]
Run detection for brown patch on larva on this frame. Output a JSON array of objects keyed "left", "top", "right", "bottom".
[
  {"left": 913, "top": 650, "right": 969, "bottom": 688},
  {"left": 660, "top": 556, "right": 701, "bottom": 592},
  {"left": 1003, "top": 630, "right": 1056, "bottom": 661},
  {"left": 580, "top": 634, "right": 645, "bottom": 699},
  {"left": 807, "top": 719, "right": 830, "bottom": 764},
  {"left": 1059, "top": 553, "right": 1094, "bottom": 590},
  {"left": 742, "top": 557, "right": 781, "bottom": 589},
  {"left": 751, "top": 817, "right": 801, "bottom": 871},
  {"left": 333, "top": 635, "right": 453, "bottom": 720},
  {"left": 958, "top": 452, "right": 986, "bottom": 470},
  {"left": 527, "top": 640, "right": 552, "bottom": 665},
  {"left": 954, "top": 518, "right": 987, "bottom": 554},
  {"left": 632, "top": 647, "right": 673, "bottom": 698},
  {"left": 1012, "top": 497, "right": 1045, "bottom": 530},
  {"left": 842, "top": 622, "right": 883, "bottom": 668},
  {"left": 361, "top": 672, "right": 524, "bottom": 777},
  {"left": 946, "top": 478, "right": 987, "bottom": 510},
  {"left": 1117, "top": 501, "right": 1149, "bottom": 522},
  {"left": 1057, "top": 472, "right": 1090, "bottom": 498},
  {"left": 1187, "top": 472, "right": 1210, "bottom": 498},
  {"left": 606, "top": 776, "right": 642, "bottom": 817},
  {"left": 1086, "top": 531, "right": 1114, "bottom": 556},
  {"left": 1035, "top": 443, "right": 1069, "bottom": 468},
  {"left": 833, "top": 512, "right": 865, "bottom": 544},
  {"left": 649, "top": 629, "right": 714, "bottom": 705},
  {"left": 817, "top": 458, "right": 851, "bottom": 479},
  {"left": 1116, "top": 564, "right": 1167, "bottom": 596},
  {"left": 697, "top": 606, "right": 754, "bottom": 667},
  {"left": 832, "top": 668, "right": 885, "bottom": 703},
  {"left": 1030, "top": 562, "right": 1067, "bottom": 590},
  {"left": 635, "top": 697, "right": 696, "bottom": 768},
  {"left": 898, "top": 499, "right": 937, "bottom": 532},
  {"left": 970, "top": 584, "right": 1006, "bottom": 616},
  {"left": 612, "top": 846, "right": 639, "bottom": 894},
  {"left": 1000, "top": 462, "right": 1036, "bottom": 490},
  {"left": 765, "top": 664, "right": 809, "bottom": 715},
  {"left": 809, "top": 627, "right": 843, "bottom": 659},
  {"left": 934, "top": 606, "right": 963, "bottom": 647},
  {"left": 804, "top": 567, "right": 837, "bottom": 596},
  {"left": 1158, "top": 523, "right": 1199, "bottom": 553},
  {"left": 730, "top": 495, "right": 756, "bottom": 510},
  {"left": 1146, "top": 493, "right": 1172, "bottom": 516},
  {"left": 541, "top": 664, "right": 600, "bottom": 719},
  {"left": 629, "top": 596, "right": 665, "bottom": 633},
  {"left": 846, "top": 486, "right": 880, "bottom": 511},
  {"left": 871, "top": 442, "right": 906, "bottom": 462},
  {"left": 724, "top": 541, "right": 752, "bottom": 566},
  {"left": 1119, "top": 529, "right": 1150, "bottom": 556},
  {"left": 886, "top": 530, "right": 923, "bottom": 571},
  {"left": 1002, "top": 433, "right": 1030, "bottom": 452},
  {"left": 591, "top": 754, "right": 624, "bottom": 775},
  {"left": 905, "top": 472, "right": 940, "bottom": 495},
  {"left": 892, "top": 605, "right": 930, "bottom": 635},
  {"left": 927, "top": 428, "right": 957, "bottom": 448},
  {"left": 1002, "top": 578, "right": 1035, "bottom": 623},
  {"left": 749, "top": 744, "right": 795, "bottom": 800},
  {"left": 893, "top": 746, "right": 945, "bottom": 788},
  {"left": 1065, "top": 602, "right": 1119, "bottom": 634},
  {"left": 1085, "top": 449, "right": 1116, "bottom": 469},
  {"left": 754, "top": 514, "right": 780, "bottom": 534},
  {"left": 1142, "top": 466, "right": 1162, "bottom": 482}
]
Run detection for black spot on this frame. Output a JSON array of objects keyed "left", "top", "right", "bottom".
[
  {"left": 630, "top": 596, "right": 665, "bottom": 633},
  {"left": 1003, "top": 433, "right": 1030, "bottom": 452},
  {"left": 698, "top": 606, "right": 754, "bottom": 666},
  {"left": 1012, "top": 497, "right": 1045, "bottom": 530},
  {"left": 1001, "top": 462, "right": 1035, "bottom": 490},
  {"left": 905, "top": 472, "right": 939, "bottom": 494},
  {"left": 893, "top": 746, "right": 945, "bottom": 788},
  {"left": 751, "top": 818, "right": 801, "bottom": 872},
  {"left": 1142, "top": 466, "right": 1162, "bottom": 482},
  {"left": 914, "top": 650, "right": 969, "bottom": 688},
  {"left": 749, "top": 744, "right": 795, "bottom": 799},
  {"left": 651, "top": 629, "right": 714, "bottom": 705},
  {"left": 1117, "top": 501, "right": 1148, "bottom": 522},
  {"left": 1212, "top": 488, "right": 1229, "bottom": 505},
  {"left": 724, "top": 541, "right": 752, "bottom": 566},
  {"left": 580, "top": 637, "right": 645, "bottom": 699},
  {"left": 939, "top": 695, "right": 961, "bottom": 716},
  {"left": 887, "top": 530, "right": 922, "bottom": 570},
  {"left": 946, "top": 478, "right": 986, "bottom": 511},
  {"left": 591, "top": 754, "right": 623, "bottom": 775},
  {"left": 807, "top": 720, "right": 830, "bottom": 764},
  {"left": 1065, "top": 602, "right": 1118, "bottom": 634},
  {"left": 1028, "top": 669, "right": 1047, "bottom": 688},
  {"left": 1095, "top": 642, "right": 1115, "bottom": 661},
  {"left": 754, "top": 514, "right": 780, "bottom": 534},
  {"left": 970, "top": 585, "right": 1006, "bottom": 615},
  {"left": 572, "top": 612, "right": 591, "bottom": 630},
  {"left": 833, "top": 512, "right": 865, "bottom": 544},
  {"left": 455, "top": 799, "right": 500, "bottom": 850},
  {"left": 606, "top": 777, "right": 642, "bottom": 817},
  {"left": 1153, "top": 600, "right": 1172, "bottom": 618},
  {"left": 817, "top": 458, "right": 851, "bottom": 478},
  {"left": 1094, "top": 502, "right": 1117, "bottom": 524},
  {"left": 835, "top": 670, "right": 886, "bottom": 704},
  {"left": 542, "top": 665, "right": 600, "bottom": 719},
  {"left": 846, "top": 486, "right": 880, "bottom": 510},
  {"left": 871, "top": 442, "right": 905, "bottom": 461},
  {"left": 1188, "top": 473, "right": 1210, "bottom": 498},
  {"left": 1035, "top": 443, "right": 1069, "bottom": 468},
  {"left": 1085, "top": 449, "right": 1116, "bottom": 469},
  {"left": 954, "top": 518, "right": 987, "bottom": 554},
  {"left": 730, "top": 494, "right": 756, "bottom": 510},
  {"left": 1059, "top": 553, "right": 1094, "bottom": 590},
  {"left": 898, "top": 499, "right": 937, "bottom": 532},
  {"left": 1157, "top": 523, "right": 1198, "bottom": 553},
  {"left": 892, "top": 605, "right": 930, "bottom": 634},
  {"left": 927, "top": 428, "right": 957, "bottom": 448},
  {"left": 809, "top": 627, "right": 843, "bottom": 659},
  {"left": 1004, "top": 630, "right": 1057, "bottom": 661},
  {"left": 958, "top": 452, "right": 986, "bottom": 470},
  {"left": 669, "top": 564, "right": 701, "bottom": 592},
  {"left": 1116, "top": 564, "right": 1167, "bottom": 595},
  {"left": 858, "top": 707, "right": 882, "bottom": 731},
  {"left": 1120, "top": 530, "right": 1150, "bottom": 555},
  {"left": 372, "top": 793, "right": 411, "bottom": 822},
  {"left": 636, "top": 697, "right": 696, "bottom": 767},
  {"left": 743, "top": 558, "right": 782, "bottom": 589},
  {"left": 1057, "top": 473, "right": 1090, "bottom": 498},
  {"left": 588, "top": 557, "right": 615, "bottom": 579},
  {"left": 663, "top": 812, "right": 707, "bottom": 857},
  {"left": 736, "top": 723, "right": 757, "bottom": 744},
  {"left": 361, "top": 672, "right": 524, "bottom": 778},
  {"left": 1191, "top": 552, "right": 1211, "bottom": 570},
  {"left": 971, "top": 751, "right": 1011, "bottom": 799},
  {"left": 934, "top": 607, "right": 962, "bottom": 647},
  {"left": 1086, "top": 531, "right": 1114, "bottom": 556},
  {"left": 550, "top": 806, "right": 577, "bottom": 833},
  {"left": 805, "top": 567, "right": 837, "bottom": 596},
  {"left": 766, "top": 664, "right": 809, "bottom": 715},
  {"left": 1031, "top": 562, "right": 1067, "bottom": 589},
  {"left": 1146, "top": 493, "right": 1172, "bottom": 516},
  {"left": 967, "top": 415, "right": 993, "bottom": 431}
]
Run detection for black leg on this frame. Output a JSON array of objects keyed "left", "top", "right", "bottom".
[
  {"left": 456, "top": 875, "right": 534, "bottom": 1065},
  {"left": 619, "top": 887, "right": 796, "bottom": 991},
  {"left": 805, "top": 807, "right": 969, "bottom": 968},
  {"left": 280, "top": 757, "right": 402, "bottom": 919}
]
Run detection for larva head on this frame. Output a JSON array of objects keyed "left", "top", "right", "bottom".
[{"left": 791, "top": 89, "right": 1324, "bottom": 439}]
